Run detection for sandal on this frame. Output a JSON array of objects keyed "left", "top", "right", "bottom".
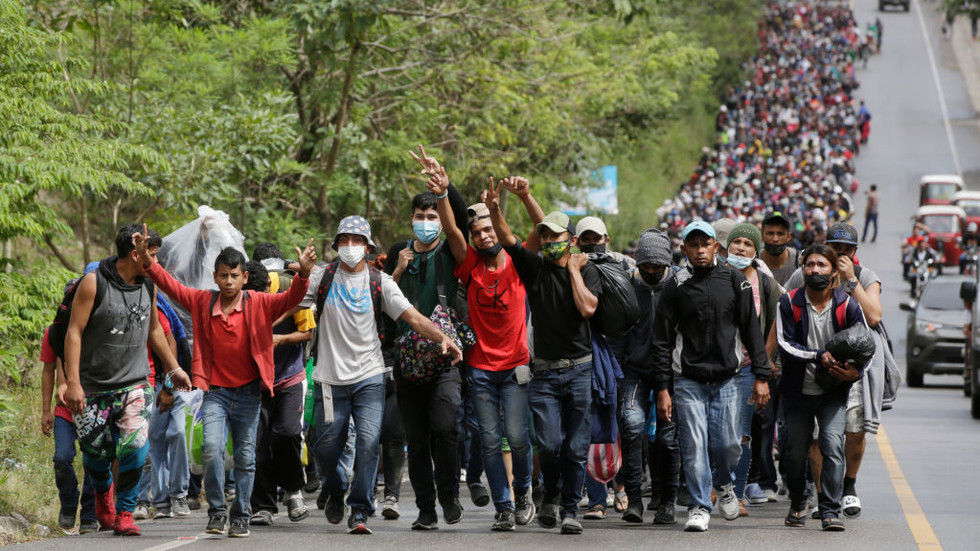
[
  {"left": 821, "top": 517, "right": 845, "bottom": 532},
  {"left": 613, "top": 490, "right": 629, "bottom": 513},
  {"left": 583, "top": 505, "right": 607, "bottom": 520},
  {"left": 784, "top": 509, "right": 807, "bottom": 527}
]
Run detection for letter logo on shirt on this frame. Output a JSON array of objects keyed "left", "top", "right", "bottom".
[{"left": 476, "top": 281, "right": 508, "bottom": 311}]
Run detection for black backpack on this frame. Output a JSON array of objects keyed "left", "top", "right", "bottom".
[{"left": 48, "top": 273, "right": 106, "bottom": 364}]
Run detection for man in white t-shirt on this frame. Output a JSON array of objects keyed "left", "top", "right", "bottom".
[{"left": 303, "top": 215, "right": 462, "bottom": 535}]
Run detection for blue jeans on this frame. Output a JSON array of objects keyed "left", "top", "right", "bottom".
[
  {"left": 783, "top": 392, "right": 847, "bottom": 517},
  {"left": 673, "top": 375, "right": 740, "bottom": 511},
  {"left": 529, "top": 361, "right": 593, "bottom": 519},
  {"left": 201, "top": 382, "right": 261, "bottom": 521},
  {"left": 311, "top": 376, "right": 385, "bottom": 515},
  {"left": 614, "top": 373, "right": 649, "bottom": 500},
  {"left": 733, "top": 370, "right": 755, "bottom": 500},
  {"left": 53, "top": 416, "right": 96, "bottom": 521},
  {"left": 146, "top": 390, "right": 195, "bottom": 507},
  {"left": 466, "top": 366, "right": 533, "bottom": 512}
]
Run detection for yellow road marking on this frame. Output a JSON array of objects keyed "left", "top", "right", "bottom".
[{"left": 876, "top": 427, "right": 944, "bottom": 551}]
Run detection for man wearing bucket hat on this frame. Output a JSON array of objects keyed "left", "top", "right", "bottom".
[
  {"left": 650, "top": 220, "right": 770, "bottom": 533},
  {"left": 490, "top": 178, "right": 602, "bottom": 536},
  {"left": 303, "top": 214, "right": 463, "bottom": 535}
]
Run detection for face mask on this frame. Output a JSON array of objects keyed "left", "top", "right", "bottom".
[
  {"left": 476, "top": 243, "right": 503, "bottom": 257},
  {"left": 412, "top": 220, "right": 441, "bottom": 244},
  {"left": 579, "top": 243, "right": 606, "bottom": 255},
  {"left": 764, "top": 242, "right": 786, "bottom": 256},
  {"left": 640, "top": 268, "right": 666, "bottom": 287},
  {"left": 804, "top": 273, "right": 832, "bottom": 291},
  {"left": 726, "top": 254, "right": 753, "bottom": 270},
  {"left": 540, "top": 240, "right": 570, "bottom": 263},
  {"left": 338, "top": 245, "right": 365, "bottom": 268}
]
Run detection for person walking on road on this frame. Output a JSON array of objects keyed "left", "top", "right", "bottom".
[
  {"left": 650, "top": 221, "right": 771, "bottom": 533},
  {"left": 862, "top": 185, "right": 879, "bottom": 243},
  {"left": 760, "top": 212, "right": 799, "bottom": 287}
]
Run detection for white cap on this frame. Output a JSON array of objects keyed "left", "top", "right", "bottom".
[{"left": 575, "top": 216, "right": 607, "bottom": 238}]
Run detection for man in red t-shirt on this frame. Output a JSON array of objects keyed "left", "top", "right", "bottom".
[
  {"left": 425, "top": 163, "right": 543, "bottom": 532},
  {"left": 40, "top": 325, "right": 98, "bottom": 534}
]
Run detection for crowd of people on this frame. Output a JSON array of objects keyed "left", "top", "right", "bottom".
[{"left": 39, "top": 0, "right": 896, "bottom": 541}]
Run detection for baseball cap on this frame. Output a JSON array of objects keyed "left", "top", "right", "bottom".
[
  {"left": 826, "top": 223, "right": 859, "bottom": 245},
  {"left": 575, "top": 216, "right": 607, "bottom": 239},
  {"left": 682, "top": 220, "right": 716, "bottom": 241},
  {"left": 762, "top": 211, "right": 792, "bottom": 228},
  {"left": 332, "top": 215, "right": 376, "bottom": 251},
  {"left": 467, "top": 203, "right": 490, "bottom": 227},
  {"left": 712, "top": 218, "right": 737, "bottom": 248},
  {"left": 537, "top": 211, "right": 574, "bottom": 235}
]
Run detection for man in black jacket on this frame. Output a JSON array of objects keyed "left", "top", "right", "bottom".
[{"left": 650, "top": 221, "right": 770, "bottom": 533}]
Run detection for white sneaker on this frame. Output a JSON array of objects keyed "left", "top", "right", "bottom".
[
  {"left": 842, "top": 495, "right": 862, "bottom": 518},
  {"left": 717, "top": 484, "right": 739, "bottom": 521},
  {"left": 684, "top": 507, "right": 710, "bottom": 532},
  {"left": 764, "top": 488, "right": 779, "bottom": 502},
  {"left": 133, "top": 503, "right": 149, "bottom": 520}
]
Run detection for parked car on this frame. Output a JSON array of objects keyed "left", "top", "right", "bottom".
[
  {"left": 900, "top": 275, "right": 971, "bottom": 388},
  {"left": 919, "top": 174, "right": 964, "bottom": 206}
]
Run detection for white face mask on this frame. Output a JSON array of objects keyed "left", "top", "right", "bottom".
[{"left": 338, "top": 245, "right": 365, "bottom": 268}]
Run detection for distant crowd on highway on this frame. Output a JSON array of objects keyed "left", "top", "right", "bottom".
[{"left": 41, "top": 0, "right": 897, "bottom": 540}]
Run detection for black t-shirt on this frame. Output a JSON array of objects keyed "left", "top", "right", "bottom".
[{"left": 504, "top": 242, "right": 602, "bottom": 361}]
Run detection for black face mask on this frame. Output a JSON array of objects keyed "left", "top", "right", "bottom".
[
  {"left": 579, "top": 243, "right": 606, "bottom": 255},
  {"left": 476, "top": 243, "right": 503, "bottom": 257},
  {"left": 764, "top": 242, "right": 786, "bottom": 256},
  {"left": 804, "top": 273, "right": 832, "bottom": 291},
  {"left": 640, "top": 269, "right": 666, "bottom": 287}
]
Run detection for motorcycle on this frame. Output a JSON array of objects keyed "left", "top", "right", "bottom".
[
  {"left": 960, "top": 242, "right": 978, "bottom": 277},
  {"left": 909, "top": 258, "right": 937, "bottom": 299}
]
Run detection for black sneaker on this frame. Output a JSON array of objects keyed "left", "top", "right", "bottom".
[
  {"left": 441, "top": 496, "right": 463, "bottom": 524},
  {"left": 347, "top": 511, "right": 372, "bottom": 535},
  {"left": 537, "top": 502, "right": 559, "bottom": 529},
  {"left": 78, "top": 519, "right": 99, "bottom": 534},
  {"left": 304, "top": 479, "right": 321, "bottom": 494},
  {"left": 206, "top": 515, "right": 228, "bottom": 535},
  {"left": 653, "top": 503, "right": 676, "bottom": 525},
  {"left": 228, "top": 518, "right": 250, "bottom": 538},
  {"left": 622, "top": 502, "right": 644, "bottom": 523},
  {"left": 324, "top": 494, "right": 346, "bottom": 524},
  {"left": 514, "top": 488, "right": 536, "bottom": 526},
  {"left": 58, "top": 507, "right": 77, "bottom": 529},
  {"left": 316, "top": 490, "right": 328, "bottom": 510},
  {"left": 411, "top": 508, "right": 439, "bottom": 531},
  {"left": 468, "top": 483, "right": 490, "bottom": 507},
  {"left": 491, "top": 510, "right": 516, "bottom": 532}
]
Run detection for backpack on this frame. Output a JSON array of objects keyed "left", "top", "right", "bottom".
[
  {"left": 269, "top": 268, "right": 297, "bottom": 294},
  {"left": 590, "top": 255, "right": 641, "bottom": 336},
  {"left": 788, "top": 288, "right": 849, "bottom": 330},
  {"left": 48, "top": 273, "right": 106, "bottom": 364},
  {"left": 312, "top": 262, "right": 385, "bottom": 363}
]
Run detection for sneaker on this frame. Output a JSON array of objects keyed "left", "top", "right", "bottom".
[
  {"left": 95, "top": 485, "right": 116, "bottom": 531},
  {"left": 316, "top": 490, "right": 328, "bottom": 510},
  {"left": 491, "top": 510, "right": 516, "bottom": 532},
  {"left": 381, "top": 496, "right": 400, "bottom": 520},
  {"left": 303, "top": 478, "right": 321, "bottom": 494},
  {"left": 206, "top": 515, "right": 227, "bottom": 535},
  {"left": 112, "top": 511, "right": 141, "bottom": 536},
  {"left": 531, "top": 480, "right": 544, "bottom": 510},
  {"left": 654, "top": 503, "right": 677, "bottom": 525},
  {"left": 716, "top": 484, "right": 739, "bottom": 521},
  {"left": 78, "top": 519, "right": 99, "bottom": 534},
  {"left": 764, "top": 488, "right": 779, "bottom": 502},
  {"left": 537, "top": 502, "right": 559, "bottom": 529},
  {"left": 228, "top": 518, "right": 250, "bottom": 538},
  {"left": 186, "top": 496, "right": 201, "bottom": 511},
  {"left": 468, "top": 483, "right": 490, "bottom": 507},
  {"left": 560, "top": 517, "right": 583, "bottom": 535},
  {"left": 514, "top": 488, "right": 536, "bottom": 526},
  {"left": 287, "top": 495, "right": 309, "bottom": 522},
  {"left": 171, "top": 496, "right": 191, "bottom": 517},
  {"left": 152, "top": 504, "right": 172, "bottom": 519},
  {"left": 622, "top": 502, "right": 644, "bottom": 524},
  {"left": 745, "top": 483, "right": 768, "bottom": 505},
  {"left": 324, "top": 494, "right": 346, "bottom": 524},
  {"left": 684, "top": 506, "right": 710, "bottom": 532},
  {"left": 842, "top": 494, "right": 862, "bottom": 518},
  {"left": 132, "top": 503, "right": 149, "bottom": 521},
  {"left": 347, "top": 511, "right": 371, "bottom": 535},
  {"left": 249, "top": 510, "right": 275, "bottom": 526},
  {"left": 441, "top": 496, "right": 463, "bottom": 524},
  {"left": 224, "top": 489, "right": 236, "bottom": 502},
  {"left": 58, "top": 507, "right": 77, "bottom": 529},
  {"left": 411, "top": 508, "right": 439, "bottom": 531}
]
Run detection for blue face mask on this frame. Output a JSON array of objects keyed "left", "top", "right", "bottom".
[
  {"left": 412, "top": 220, "right": 441, "bottom": 244},
  {"left": 726, "top": 254, "right": 753, "bottom": 270}
]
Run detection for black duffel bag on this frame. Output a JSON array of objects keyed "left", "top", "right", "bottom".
[
  {"left": 589, "top": 254, "right": 640, "bottom": 337},
  {"left": 815, "top": 324, "right": 876, "bottom": 390}
]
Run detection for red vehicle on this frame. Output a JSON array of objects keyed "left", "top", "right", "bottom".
[
  {"left": 916, "top": 205, "right": 966, "bottom": 267},
  {"left": 919, "top": 174, "right": 964, "bottom": 206},
  {"left": 953, "top": 190, "right": 980, "bottom": 228}
]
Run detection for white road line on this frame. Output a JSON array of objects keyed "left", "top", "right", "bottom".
[
  {"left": 913, "top": 0, "right": 963, "bottom": 174},
  {"left": 140, "top": 533, "right": 213, "bottom": 551}
]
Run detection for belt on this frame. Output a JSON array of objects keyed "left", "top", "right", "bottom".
[{"left": 533, "top": 354, "right": 592, "bottom": 372}]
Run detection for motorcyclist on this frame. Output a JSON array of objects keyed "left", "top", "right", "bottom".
[
  {"left": 959, "top": 222, "right": 979, "bottom": 275},
  {"left": 909, "top": 237, "right": 939, "bottom": 296}
]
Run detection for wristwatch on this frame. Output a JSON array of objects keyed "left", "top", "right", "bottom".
[{"left": 843, "top": 277, "right": 858, "bottom": 294}]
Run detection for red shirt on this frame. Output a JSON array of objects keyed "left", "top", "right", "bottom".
[
  {"left": 208, "top": 293, "right": 258, "bottom": 388},
  {"left": 40, "top": 327, "right": 72, "bottom": 423},
  {"left": 455, "top": 246, "right": 529, "bottom": 371}
]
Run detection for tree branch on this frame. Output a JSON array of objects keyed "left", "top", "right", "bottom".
[{"left": 44, "top": 235, "right": 76, "bottom": 272}]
